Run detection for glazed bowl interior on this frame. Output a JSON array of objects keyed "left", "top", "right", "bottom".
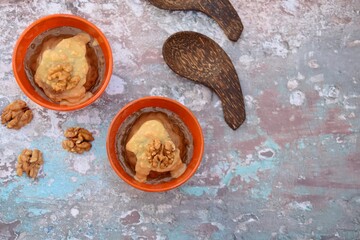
[
  {"left": 12, "top": 14, "right": 113, "bottom": 111},
  {"left": 106, "top": 96, "right": 204, "bottom": 192}
]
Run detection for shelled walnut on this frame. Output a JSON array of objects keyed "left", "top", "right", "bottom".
[
  {"left": 62, "top": 127, "right": 94, "bottom": 154},
  {"left": 16, "top": 149, "right": 44, "bottom": 179},
  {"left": 1, "top": 100, "right": 33, "bottom": 129},
  {"left": 146, "top": 139, "right": 176, "bottom": 169},
  {"left": 47, "top": 64, "right": 80, "bottom": 92}
]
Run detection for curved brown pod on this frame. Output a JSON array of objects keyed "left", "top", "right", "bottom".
[
  {"left": 148, "top": 0, "right": 243, "bottom": 41},
  {"left": 163, "top": 31, "right": 246, "bottom": 130}
]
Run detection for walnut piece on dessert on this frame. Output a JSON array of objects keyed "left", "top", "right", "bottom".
[
  {"left": 125, "top": 120, "right": 186, "bottom": 183},
  {"left": 146, "top": 139, "right": 176, "bottom": 169},
  {"left": 1, "top": 100, "right": 33, "bottom": 129},
  {"left": 34, "top": 33, "right": 93, "bottom": 105},
  {"left": 16, "top": 149, "right": 44, "bottom": 179},
  {"left": 47, "top": 64, "right": 81, "bottom": 92},
  {"left": 62, "top": 127, "right": 94, "bottom": 154}
]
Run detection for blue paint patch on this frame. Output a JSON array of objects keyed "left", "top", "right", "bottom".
[
  {"left": 263, "top": 138, "right": 280, "bottom": 151},
  {"left": 0, "top": 184, "right": 22, "bottom": 202},
  {"left": 241, "top": 231, "right": 274, "bottom": 240},
  {"left": 43, "top": 226, "right": 54, "bottom": 234},
  {"left": 297, "top": 139, "right": 306, "bottom": 149},
  {"left": 212, "top": 231, "right": 235, "bottom": 240},
  {"left": 234, "top": 157, "right": 275, "bottom": 183},
  {"left": 228, "top": 150, "right": 240, "bottom": 160},
  {"left": 1, "top": 136, "right": 104, "bottom": 204},
  {"left": 251, "top": 185, "right": 272, "bottom": 199},
  {"left": 28, "top": 207, "right": 51, "bottom": 216},
  {"left": 218, "top": 136, "right": 280, "bottom": 199},
  {"left": 233, "top": 159, "right": 275, "bottom": 199},
  {"left": 91, "top": 125, "right": 109, "bottom": 165},
  {"left": 165, "top": 226, "right": 195, "bottom": 240},
  {"left": 180, "top": 186, "right": 217, "bottom": 197},
  {"left": 221, "top": 168, "right": 235, "bottom": 186}
]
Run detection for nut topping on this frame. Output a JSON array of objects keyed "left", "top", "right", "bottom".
[
  {"left": 146, "top": 139, "right": 176, "bottom": 169},
  {"left": 47, "top": 64, "right": 81, "bottom": 92}
]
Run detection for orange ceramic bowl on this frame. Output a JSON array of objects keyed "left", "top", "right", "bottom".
[
  {"left": 106, "top": 96, "right": 204, "bottom": 192},
  {"left": 12, "top": 14, "right": 113, "bottom": 111}
]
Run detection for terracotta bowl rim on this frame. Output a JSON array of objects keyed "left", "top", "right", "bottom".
[
  {"left": 12, "top": 13, "right": 113, "bottom": 111},
  {"left": 106, "top": 96, "right": 204, "bottom": 192}
]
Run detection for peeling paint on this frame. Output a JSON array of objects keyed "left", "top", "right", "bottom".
[{"left": 0, "top": 0, "right": 359, "bottom": 239}]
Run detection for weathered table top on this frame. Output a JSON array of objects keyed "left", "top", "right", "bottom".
[{"left": 1, "top": 1, "right": 359, "bottom": 239}]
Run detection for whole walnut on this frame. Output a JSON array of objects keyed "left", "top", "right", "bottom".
[
  {"left": 1, "top": 100, "right": 33, "bottom": 129},
  {"left": 62, "top": 127, "right": 94, "bottom": 154},
  {"left": 16, "top": 149, "right": 44, "bottom": 179}
]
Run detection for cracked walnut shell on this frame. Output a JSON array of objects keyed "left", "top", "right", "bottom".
[
  {"left": 1, "top": 100, "right": 33, "bottom": 129},
  {"left": 16, "top": 149, "right": 44, "bottom": 179},
  {"left": 62, "top": 127, "right": 94, "bottom": 154}
]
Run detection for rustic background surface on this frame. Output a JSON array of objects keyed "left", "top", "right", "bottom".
[{"left": 0, "top": 0, "right": 359, "bottom": 239}]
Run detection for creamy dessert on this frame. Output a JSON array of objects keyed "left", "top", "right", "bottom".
[
  {"left": 25, "top": 27, "right": 102, "bottom": 105},
  {"left": 118, "top": 109, "right": 193, "bottom": 183},
  {"left": 126, "top": 120, "right": 186, "bottom": 182}
]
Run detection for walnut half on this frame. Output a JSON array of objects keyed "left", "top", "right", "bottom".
[
  {"left": 62, "top": 127, "right": 94, "bottom": 154},
  {"left": 146, "top": 139, "right": 176, "bottom": 169},
  {"left": 16, "top": 149, "right": 44, "bottom": 179},
  {"left": 47, "top": 64, "right": 81, "bottom": 92},
  {"left": 1, "top": 100, "right": 33, "bottom": 129}
]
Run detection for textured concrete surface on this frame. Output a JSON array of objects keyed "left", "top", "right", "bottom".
[{"left": 0, "top": 0, "right": 359, "bottom": 239}]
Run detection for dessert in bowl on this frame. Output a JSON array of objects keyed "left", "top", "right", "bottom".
[
  {"left": 106, "top": 96, "right": 204, "bottom": 192},
  {"left": 12, "top": 14, "right": 113, "bottom": 111}
]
